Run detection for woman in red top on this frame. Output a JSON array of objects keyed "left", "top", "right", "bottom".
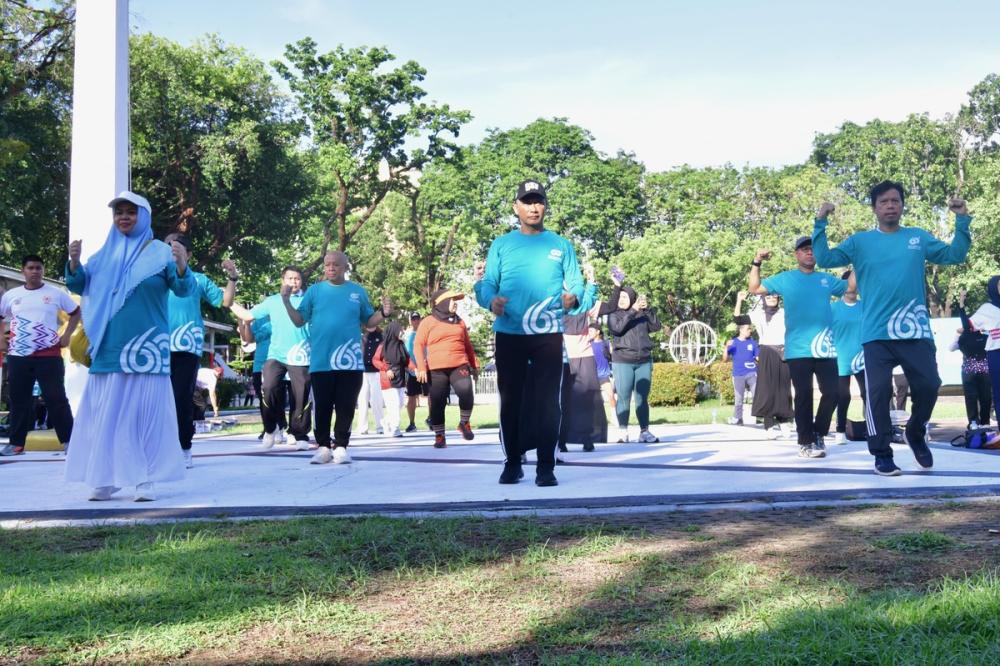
[{"left": 414, "top": 288, "right": 479, "bottom": 447}]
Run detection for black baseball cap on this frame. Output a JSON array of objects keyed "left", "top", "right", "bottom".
[
  {"left": 515, "top": 179, "right": 547, "bottom": 202},
  {"left": 794, "top": 236, "right": 812, "bottom": 251},
  {"left": 409, "top": 312, "right": 422, "bottom": 320}
]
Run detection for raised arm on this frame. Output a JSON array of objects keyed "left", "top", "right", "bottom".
[
  {"left": 733, "top": 290, "right": 748, "bottom": 317},
  {"left": 280, "top": 285, "right": 306, "bottom": 328},
  {"left": 925, "top": 198, "right": 972, "bottom": 265},
  {"left": 747, "top": 250, "right": 771, "bottom": 296},
  {"left": 221, "top": 260, "right": 239, "bottom": 308},
  {"left": 811, "top": 203, "right": 853, "bottom": 268},
  {"left": 230, "top": 303, "right": 255, "bottom": 323}
]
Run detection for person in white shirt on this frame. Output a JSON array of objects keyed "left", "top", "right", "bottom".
[
  {"left": 971, "top": 276, "right": 1000, "bottom": 431},
  {"left": 0, "top": 255, "right": 80, "bottom": 456}
]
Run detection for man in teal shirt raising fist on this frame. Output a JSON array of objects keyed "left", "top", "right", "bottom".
[
  {"left": 475, "top": 180, "right": 585, "bottom": 487},
  {"left": 812, "top": 181, "right": 971, "bottom": 476}
]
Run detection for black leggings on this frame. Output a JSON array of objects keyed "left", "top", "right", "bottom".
[
  {"left": 170, "top": 352, "right": 200, "bottom": 450},
  {"left": 836, "top": 372, "right": 867, "bottom": 433},
  {"left": 962, "top": 370, "right": 992, "bottom": 426},
  {"left": 262, "top": 360, "right": 310, "bottom": 439},
  {"left": 428, "top": 366, "right": 474, "bottom": 426},
  {"left": 312, "top": 370, "right": 364, "bottom": 447},
  {"left": 787, "top": 357, "right": 839, "bottom": 445},
  {"left": 5, "top": 355, "right": 73, "bottom": 447}
]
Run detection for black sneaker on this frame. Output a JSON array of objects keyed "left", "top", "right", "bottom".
[
  {"left": 499, "top": 464, "right": 524, "bottom": 484},
  {"left": 874, "top": 455, "right": 902, "bottom": 476},
  {"left": 557, "top": 443, "right": 569, "bottom": 453},
  {"left": 582, "top": 442, "right": 595, "bottom": 452},
  {"left": 903, "top": 428, "right": 933, "bottom": 470},
  {"left": 811, "top": 435, "right": 826, "bottom": 458},
  {"left": 257, "top": 432, "right": 265, "bottom": 440},
  {"left": 520, "top": 453, "right": 528, "bottom": 464},
  {"left": 425, "top": 417, "right": 433, "bottom": 430},
  {"left": 556, "top": 456, "right": 565, "bottom": 465},
  {"left": 405, "top": 424, "right": 417, "bottom": 433},
  {"left": 535, "top": 469, "right": 558, "bottom": 486}
]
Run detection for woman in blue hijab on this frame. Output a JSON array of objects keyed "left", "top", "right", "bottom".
[{"left": 64, "top": 192, "right": 195, "bottom": 501}]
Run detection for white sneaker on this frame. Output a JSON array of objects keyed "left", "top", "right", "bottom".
[
  {"left": 295, "top": 439, "right": 312, "bottom": 451},
  {"left": 262, "top": 431, "right": 276, "bottom": 449},
  {"left": 376, "top": 427, "right": 384, "bottom": 435},
  {"left": 332, "top": 446, "right": 352, "bottom": 464},
  {"left": 616, "top": 427, "right": 629, "bottom": 443},
  {"left": 833, "top": 432, "right": 847, "bottom": 445},
  {"left": 310, "top": 447, "right": 333, "bottom": 464},
  {"left": 183, "top": 449, "right": 194, "bottom": 468},
  {"left": 638, "top": 430, "right": 659, "bottom": 443},
  {"left": 274, "top": 429, "right": 287, "bottom": 445},
  {"left": 88, "top": 486, "right": 120, "bottom": 501},
  {"left": 134, "top": 482, "right": 155, "bottom": 502},
  {"left": 767, "top": 425, "right": 783, "bottom": 440},
  {"left": 392, "top": 428, "right": 402, "bottom": 438},
  {"left": 358, "top": 429, "right": 369, "bottom": 435}
]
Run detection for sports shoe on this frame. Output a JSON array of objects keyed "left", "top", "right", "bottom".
[
  {"left": 638, "top": 430, "right": 659, "bottom": 443},
  {"left": 405, "top": 424, "right": 417, "bottom": 433},
  {"left": 582, "top": 441, "right": 595, "bottom": 452},
  {"left": 134, "top": 482, "right": 155, "bottom": 502},
  {"left": 295, "top": 439, "right": 312, "bottom": 451},
  {"left": 874, "top": 455, "right": 902, "bottom": 476},
  {"left": 767, "top": 426, "right": 783, "bottom": 440},
  {"left": 376, "top": 427, "right": 384, "bottom": 435},
  {"left": 520, "top": 453, "right": 528, "bottom": 464},
  {"left": 257, "top": 431, "right": 265, "bottom": 441},
  {"left": 616, "top": 427, "right": 629, "bottom": 443},
  {"left": 499, "top": 464, "right": 524, "bottom": 484},
  {"left": 903, "top": 428, "right": 933, "bottom": 470},
  {"left": 798, "top": 444, "right": 814, "bottom": 458},
  {"left": 458, "top": 422, "right": 475, "bottom": 441},
  {"left": 810, "top": 435, "right": 826, "bottom": 458},
  {"left": 535, "top": 469, "right": 558, "bottom": 487},
  {"left": 433, "top": 434, "right": 447, "bottom": 448},
  {"left": 274, "top": 429, "right": 287, "bottom": 445},
  {"left": 558, "top": 443, "right": 569, "bottom": 453},
  {"left": 183, "top": 449, "right": 194, "bottom": 469},
  {"left": 332, "top": 446, "right": 351, "bottom": 464},
  {"left": 88, "top": 486, "right": 120, "bottom": 501},
  {"left": 833, "top": 432, "right": 847, "bottom": 445},
  {"left": 392, "top": 428, "right": 403, "bottom": 438},
  {"left": 0, "top": 444, "right": 25, "bottom": 456},
  {"left": 727, "top": 417, "right": 742, "bottom": 425},
  {"left": 358, "top": 428, "right": 369, "bottom": 435},
  {"left": 261, "top": 431, "right": 276, "bottom": 449},
  {"left": 311, "top": 447, "right": 333, "bottom": 464}
]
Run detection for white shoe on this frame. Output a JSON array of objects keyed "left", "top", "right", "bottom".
[
  {"left": 833, "top": 432, "right": 847, "bottom": 445},
  {"left": 392, "top": 428, "right": 402, "bottom": 438},
  {"left": 616, "top": 427, "right": 629, "bottom": 443},
  {"left": 310, "top": 447, "right": 333, "bottom": 464},
  {"left": 274, "top": 429, "right": 287, "bottom": 445},
  {"left": 295, "top": 439, "right": 312, "bottom": 451},
  {"left": 134, "top": 482, "right": 155, "bottom": 502},
  {"left": 376, "top": 427, "right": 384, "bottom": 435},
  {"left": 726, "top": 416, "right": 741, "bottom": 425},
  {"left": 332, "top": 446, "right": 351, "bottom": 464},
  {"left": 767, "top": 425, "right": 783, "bottom": 440},
  {"left": 183, "top": 449, "right": 194, "bottom": 468},
  {"left": 638, "top": 430, "right": 659, "bottom": 443},
  {"left": 262, "top": 431, "right": 276, "bottom": 449},
  {"left": 88, "top": 486, "right": 120, "bottom": 501},
  {"left": 358, "top": 429, "right": 369, "bottom": 435}
]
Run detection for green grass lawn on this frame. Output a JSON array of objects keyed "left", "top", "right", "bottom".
[{"left": 3, "top": 505, "right": 1000, "bottom": 664}]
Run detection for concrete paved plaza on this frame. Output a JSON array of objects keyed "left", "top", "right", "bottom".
[{"left": 3, "top": 422, "right": 999, "bottom": 526}]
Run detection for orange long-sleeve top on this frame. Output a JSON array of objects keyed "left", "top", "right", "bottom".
[{"left": 413, "top": 316, "right": 479, "bottom": 372}]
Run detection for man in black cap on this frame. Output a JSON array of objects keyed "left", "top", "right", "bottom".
[
  {"left": 746, "top": 237, "right": 848, "bottom": 458},
  {"left": 474, "top": 179, "right": 585, "bottom": 486},
  {"left": 404, "top": 312, "right": 429, "bottom": 432}
]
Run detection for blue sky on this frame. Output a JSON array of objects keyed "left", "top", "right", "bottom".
[{"left": 129, "top": 0, "right": 1000, "bottom": 171}]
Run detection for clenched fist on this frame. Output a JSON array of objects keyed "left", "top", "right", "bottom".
[
  {"left": 817, "top": 202, "right": 836, "bottom": 219},
  {"left": 171, "top": 241, "right": 188, "bottom": 273},
  {"left": 948, "top": 198, "right": 968, "bottom": 216}
]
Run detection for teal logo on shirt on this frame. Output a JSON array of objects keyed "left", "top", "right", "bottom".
[
  {"left": 120, "top": 327, "right": 171, "bottom": 374},
  {"left": 887, "top": 299, "right": 931, "bottom": 339},
  {"left": 810, "top": 327, "right": 836, "bottom": 358},
  {"left": 522, "top": 297, "right": 559, "bottom": 334},
  {"left": 330, "top": 341, "right": 364, "bottom": 370},
  {"left": 851, "top": 350, "right": 865, "bottom": 374}
]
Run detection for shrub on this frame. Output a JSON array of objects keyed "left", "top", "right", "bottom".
[
  {"left": 215, "top": 378, "right": 245, "bottom": 409},
  {"left": 705, "top": 362, "right": 736, "bottom": 403},
  {"left": 648, "top": 363, "right": 704, "bottom": 407}
]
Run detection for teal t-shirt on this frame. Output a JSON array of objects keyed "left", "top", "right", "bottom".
[
  {"left": 250, "top": 293, "right": 310, "bottom": 366},
  {"left": 250, "top": 317, "right": 271, "bottom": 373},
  {"left": 761, "top": 269, "right": 847, "bottom": 360},
  {"left": 813, "top": 216, "right": 971, "bottom": 344},
  {"left": 168, "top": 270, "right": 223, "bottom": 355},
  {"left": 66, "top": 264, "right": 195, "bottom": 374},
  {"left": 474, "top": 229, "right": 585, "bottom": 335},
  {"left": 295, "top": 280, "right": 375, "bottom": 372},
  {"left": 830, "top": 300, "right": 865, "bottom": 376}
]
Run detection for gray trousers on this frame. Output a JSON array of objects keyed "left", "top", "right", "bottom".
[{"left": 733, "top": 373, "right": 757, "bottom": 421}]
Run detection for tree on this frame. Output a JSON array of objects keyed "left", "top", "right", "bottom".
[
  {"left": 272, "top": 39, "right": 471, "bottom": 267},
  {"left": 0, "top": 0, "right": 74, "bottom": 267},
  {"left": 129, "top": 34, "right": 311, "bottom": 296}
]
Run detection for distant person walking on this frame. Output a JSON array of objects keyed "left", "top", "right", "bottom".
[
  {"left": 723, "top": 316, "right": 758, "bottom": 426},
  {"left": 608, "top": 286, "right": 662, "bottom": 443},
  {"left": 737, "top": 289, "right": 794, "bottom": 437},
  {"left": 356, "top": 324, "right": 385, "bottom": 434}
]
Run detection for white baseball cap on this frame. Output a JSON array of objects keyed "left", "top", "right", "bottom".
[{"left": 108, "top": 191, "right": 151, "bottom": 214}]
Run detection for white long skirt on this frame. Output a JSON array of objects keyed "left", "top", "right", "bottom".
[{"left": 65, "top": 372, "right": 185, "bottom": 488}]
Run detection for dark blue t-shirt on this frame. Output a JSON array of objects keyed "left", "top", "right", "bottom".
[
  {"left": 727, "top": 336, "right": 759, "bottom": 376},
  {"left": 591, "top": 340, "right": 612, "bottom": 379}
]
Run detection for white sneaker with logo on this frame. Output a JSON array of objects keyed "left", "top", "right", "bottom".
[
  {"left": 333, "top": 446, "right": 352, "bottom": 464},
  {"left": 638, "top": 430, "right": 659, "bottom": 443}
]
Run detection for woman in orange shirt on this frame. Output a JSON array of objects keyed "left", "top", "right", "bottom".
[{"left": 414, "top": 288, "right": 479, "bottom": 448}]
